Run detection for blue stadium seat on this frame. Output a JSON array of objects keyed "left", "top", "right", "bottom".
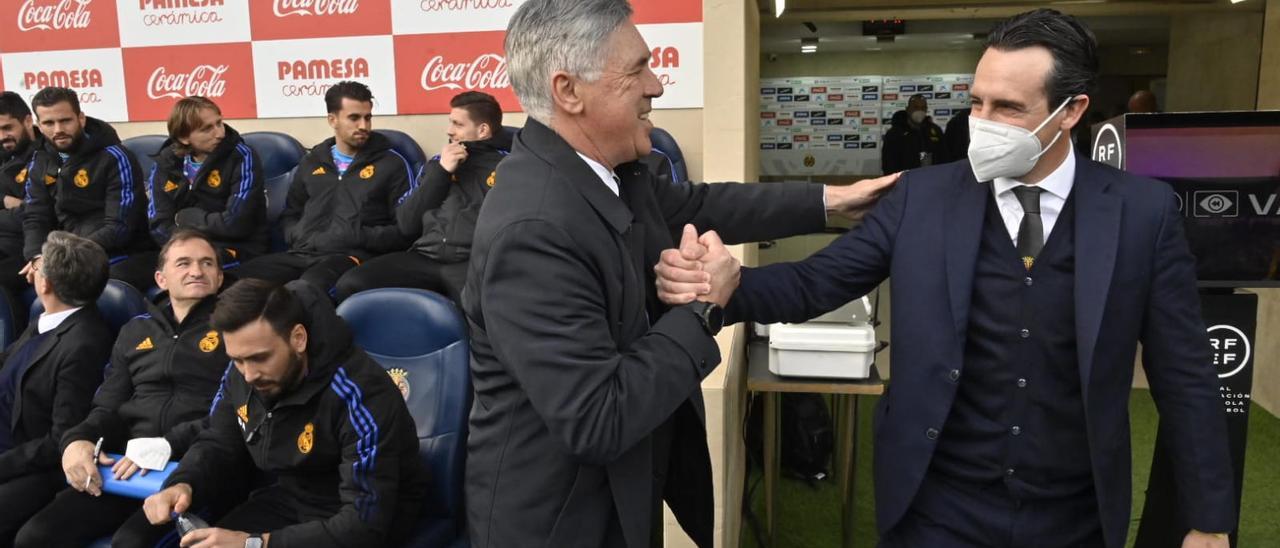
[
  {"left": 121, "top": 135, "right": 167, "bottom": 182},
  {"left": 374, "top": 129, "right": 427, "bottom": 180},
  {"left": 649, "top": 127, "right": 688, "bottom": 184},
  {"left": 29, "top": 279, "right": 149, "bottom": 339},
  {"left": 335, "top": 288, "right": 471, "bottom": 547},
  {"left": 241, "top": 132, "right": 306, "bottom": 253}
]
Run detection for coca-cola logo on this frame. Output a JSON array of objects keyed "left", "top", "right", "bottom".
[
  {"left": 420, "top": 54, "right": 509, "bottom": 92},
  {"left": 419, "top": 0, "right": 513, "bottom": 12},
  {"left": 23, "top": 69, "right": 102, "bottom": 90},
  {"left": 277, "top": 58, "right": 369, "bottom": 81},
  {"left": 273, "top": 0, "right": 359, "bottom": 17},
  {"left": 147, "top": 65, "right": 229, "bottom": 100},
  {"left": 17, "top": 0, "right": 92, "bottom": 32}
]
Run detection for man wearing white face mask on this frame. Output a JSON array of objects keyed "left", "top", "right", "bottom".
[
  {"left": 881, "top": 94, "right": 945, "bottom": 174},
  {"left": 655, "top": 8, "right": 1233, "bottom": 548}
]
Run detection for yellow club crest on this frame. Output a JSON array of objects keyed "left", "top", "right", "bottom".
[
  {"left": 135, "top": 337, "right": 154, "bottom": 351},
  {"left": 198, "top": 330, "right": 220, "bottom": 353},
  {"left": 236, "top": 404, "right": 249, "bottom": 425},
  {"left": 387, "top": 368, "right": 411, "bottom": 400},
  {"left": 163, "top": 180, "right": 179, "bottom": 193},
  {"left": 297, "top": 422, "right": 315, "bottom": 454},
  {"left": 207, "top": 169, "right": 222, "bottom": 188},
  {"left": 486, "top": 171, "right": 496, "bottom": 188},
  {"left": 1022, "top": 256, "right": 1035, "bottom": 271},
  {"left": 312, "top": 166, "right": 326, "bottom": 175},
  {"left": 359, "top": 165, "right": 375, "bottom": 179},
  {"left": 15, "top": 168, "right": 26, "bottom": 184},
  {"left": 44, "top": 174, "right": 55, "bottom": 186},
  {"left": 74, "top": 169, "right": 89, "bottom": 188}
]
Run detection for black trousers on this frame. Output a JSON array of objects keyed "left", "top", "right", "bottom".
[
  {"left": 0, "top": 469, "right": 68, "bottom": 546},
  {"left": 215, "top": 485, "right": 416, "bottom": 545},
  {"left": 15, "top": 488, "right": 171, "bottom": 548},
  {"left": 878, "top": 471, "right": 1104, "bottom": 548},
  {"left": 333, "top": 251, "right": 468, "bottom": 303},
  {"left": 235, "top": 252, "right": 363, "bottom": 295}
]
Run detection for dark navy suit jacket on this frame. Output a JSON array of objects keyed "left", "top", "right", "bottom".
[{"left": 726, "top": 158, "right": 1235, "bottom": 547}]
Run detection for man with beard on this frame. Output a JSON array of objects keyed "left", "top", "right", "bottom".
[
  {"left": 142, "top": 278, "right": 427, "bottom": 547},
  {"left": 236, "top": 81, "right": 414, "bottom": 295},
  {"left": 14, "top": 230, "right": 243, "bottom": 547},
  {"left": 335, "top": 90, "right": 508, "bottom": 302},
  {"left": 147, "top": 97, "right": 267, "bottom": 268},
  {"left": 19, "top": 87, "right": 151, "bottom": 292},
  {"left": 0, "top": 92, "right": 35, "bottom": 263}
]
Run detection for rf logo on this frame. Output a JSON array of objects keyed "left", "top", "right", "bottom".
[{"left": 1208, "top": 324, "right": 1251, "bottom": 379}]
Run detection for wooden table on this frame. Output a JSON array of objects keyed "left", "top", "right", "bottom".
[{"left": 747, "top": 341, "right": 886, "bottom": 548}]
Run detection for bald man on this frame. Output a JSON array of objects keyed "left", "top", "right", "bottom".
[{"left": 1126, "top": 90, "right": 1158, "bottom": 113}]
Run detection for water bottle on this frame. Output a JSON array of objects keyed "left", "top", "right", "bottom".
[{"left": 175, "top": 512, "right": 210, "bottom": 538}]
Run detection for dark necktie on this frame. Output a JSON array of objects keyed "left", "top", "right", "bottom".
[{"left": 1012, "top": 186, "right": 1044, "bottom": 270}]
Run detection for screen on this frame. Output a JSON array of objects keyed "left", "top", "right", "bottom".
[{"left": 1122, "top": 117, "right": 1280, "bottom": 286}]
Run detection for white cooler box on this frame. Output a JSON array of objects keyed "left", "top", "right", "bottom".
[{"left": 767, "top": 322, "right": 876, "bottom": 379}]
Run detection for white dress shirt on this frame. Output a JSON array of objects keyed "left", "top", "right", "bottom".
[
  {"left": 575, "top": 152, "right": 620, "bottom": 197},
  {"left": 991, "top": 147, "right": 1076, "bottom": 247},
  {"left": 38, "top": 306, "right": 82, "bottom": 334}
]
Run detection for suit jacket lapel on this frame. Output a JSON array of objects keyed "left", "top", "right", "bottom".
[
  {"left": 944, "top": 170, "right": 990, "bottom": 340},
  {"left": 1072, "top": 162, "right": 1121, "bottom": 399},
  {"left": 10, "top": 311, "right": 81, "bottom": 430}
]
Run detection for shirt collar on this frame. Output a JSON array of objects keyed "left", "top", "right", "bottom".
[
  {"left": 574, "top": 152, "right": 620, "bottom": 196},
  {"left": 993, "top": 145, "right": 1076, "bottom": 200},
  {"left": 38, "top": 306, "right": 82, "bottom": 334}
]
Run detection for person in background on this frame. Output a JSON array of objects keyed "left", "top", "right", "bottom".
[
  {"left": 1126, "top": 89, "right": 1159, "bottom": 113},
  {"left": 881, "top": 93, "right": 945, "bottom": 174},
  {"left": 146, "top": 97, "right": 267, "bottom": 270},
  {"left": 0, "top": 92, "right": 36, "bottom": 265}
]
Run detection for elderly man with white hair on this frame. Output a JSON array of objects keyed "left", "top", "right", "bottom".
[{"left": 461, "top": 1, "right": 899, "bottom": 546}]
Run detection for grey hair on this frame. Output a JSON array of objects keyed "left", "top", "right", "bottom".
[
  {"left": 504, "top": 0, "right": 633, "bottom": 124},
  {"left": 40, "top": 231, "right": 109, "bottom": 307}
]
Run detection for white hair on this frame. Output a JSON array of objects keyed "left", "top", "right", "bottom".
[{"left": 504, "top": 0, "right": 633, "bottom": 124}]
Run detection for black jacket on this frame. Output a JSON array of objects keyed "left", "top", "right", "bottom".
[
  {"left": 165, "top": 281, "right": 427, "bottom": 547},
  {"left": 0, "top": 305, "right": 112, "bottom": 482},
  {"left": 146, "top": 125, "right": 268, "bottom": 261},
  {"left": 22, "top": 117, "right": 150, "bottom": 260},
  {"left": 880, "top": 110, "right": 945, "bottom": 175},
  {"left": 282, "top": 133, "right": 413, "bottom": 257},
  {"left": 61, "top": 294, "right": 227, "bottom": 458},
  {"left": 398, "top": 132, "right": 511, "bottom": 264},
  {"left": 941, "top": 108, "right": 971, "bottom": 164},
  {"left": 0, "top": 137, "right": 34, "bottom": 258},
  {"left": 462, "top": 119, "right": 827, "bottom": 548}
]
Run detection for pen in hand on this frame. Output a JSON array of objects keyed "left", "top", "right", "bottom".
[{"left": 86, "top": 437, "right": 103, "bottom": 490}]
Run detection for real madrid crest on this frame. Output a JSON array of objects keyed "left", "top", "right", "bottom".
[
  {"left": 15, "top": 168, "right": 26, "bottom": 184},
  {"left": 387, "top": 368, "right": 411, "bottom": 400},
  {"left": 297, "top": 422, "right": 315, "bottom": 454},
  {"left": 207, "top": 169, "right": 222, "bottom": 188},
  {"left": 486, "top": 171, "right": 496, "bottom": 188},
  {"left": 74, "top": 169, "right": 90, "bottom": 188},
  {"left": 359, "top": 165, "right": 375, "bottom": 179},
  {"left": 198, "top": 330, "right": 220, "bottom": 353}
]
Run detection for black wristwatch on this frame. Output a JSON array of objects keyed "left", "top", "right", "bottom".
[
  {"left": 690, "top": 301, "right": 724, "bottom": 336},
  {"left": 245, "top": 535, "right": 263, "bottom": 548}
]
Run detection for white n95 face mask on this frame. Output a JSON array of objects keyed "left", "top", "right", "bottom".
[{"left": 967, "top": 98, "right": 1073, "bottom": 182}]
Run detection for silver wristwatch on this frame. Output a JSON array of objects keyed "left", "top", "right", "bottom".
[{"left": 245, "top": 535, "right": 263, "bottom": 548}]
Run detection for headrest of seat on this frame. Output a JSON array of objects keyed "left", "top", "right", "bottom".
[
  {"left": 648, "top": 127, "right": 687, "bottom": 183},
  {"left": 29, "top": 279, "right": 149, "bottom": 337},
  {"left": 241, "top": 132, "right": 306, "bottom": 179},
  {"left": 121, "top": 135, "right": 167, "bottom": 179},
  {"left": 502, "top": 126, "right": 519, "bottom": 143},
  {"left": 335, "top": 289, "right": 466, "bottom": 358},
  {"left": 374, "top": 129, "right": 427, "bottom": 177}
]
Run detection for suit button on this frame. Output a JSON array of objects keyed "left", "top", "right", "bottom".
[
  {"left": 1019, "top": 329, "right": 1030, "bottom": 338},
  {"left": 1024, "top": 277, "right": 1033, "bottom": 287},
  {"left": 925, "top": 428, "right": 939, "bottom": 440},
  {"left": 1011, "top": 426, "right": 1022, "bottom": 436},
  {"left": 948, "top": 369, "right": 960, "bottom": 382},
  {"left": 1006, "top": 467, "right": 1016, "bottom": 477},
  {"left": 1017, "top": 378, "right": 1027, "bottom": 388}
]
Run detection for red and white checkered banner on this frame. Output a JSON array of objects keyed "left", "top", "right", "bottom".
[{"left": 0, "top": 0, "right": 702, "bottom": 121}]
